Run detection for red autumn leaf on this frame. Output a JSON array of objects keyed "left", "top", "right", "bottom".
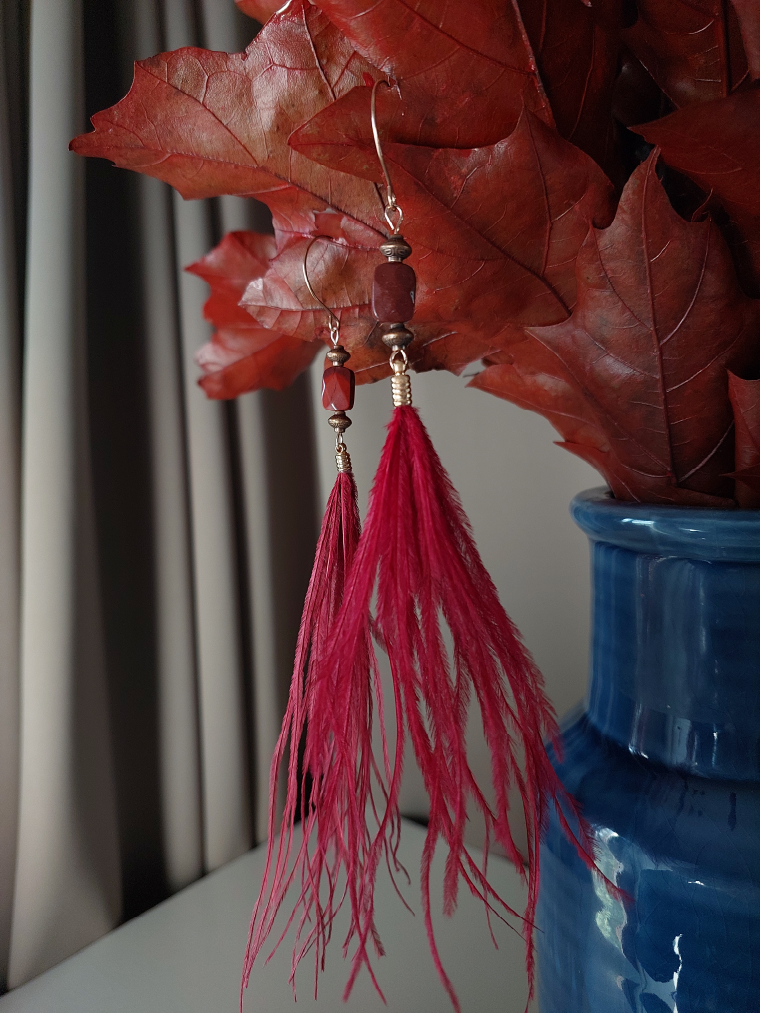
[
  {"left": 313, "top": 1, "right": 622, "bottom": 171},
  {"left": 188, "top": 230, "right": 320, "bottom": 398},
  {"left": 731, "top": 0, "right": 760, "bottom": 79},
  {"left": 623, "top": 0, "right": 749, "bottom": 107},
  {"left": 727, "top": 371, "right": 760, "bottom": 506},
  {"left": 235, "top": 0, "right": 281, "bottom": 23},
  {"left": 70, "top": 1, "right": 383, "bottom": 235},
  {"left": 314, "top": 0, "right": 554, "bottom": 147},
  {"left": 519, "top": 0, "right": 622, "bottom": 173},
  {"left": 470, "top": 336, "right": 611, "bottom": 455},
  {"left": 290, "top": 103, "right": 615, "bottom": 329},
  {"left": 483, "top": 152, "right": 759, "bottom": 505},
  {"left": 633, "top": 89, "right": 760, "bottom": 217},
  {"left": 632, "top": 88, "right": 760, "bottom": 295}
]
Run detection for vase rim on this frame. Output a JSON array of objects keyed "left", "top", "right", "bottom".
[{"left": 572, "top": 486, "right": 760, "bottom": 562}]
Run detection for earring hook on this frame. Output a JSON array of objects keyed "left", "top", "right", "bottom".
[
  {"left": 302, "top": 235, "right": 341, "bottom": 346},
  {"left": 370, "top": 79, "right": 404, "bottom": 235}
]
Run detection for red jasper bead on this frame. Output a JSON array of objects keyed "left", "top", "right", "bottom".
[
  {"left": 322, "top": 365, "right": 355, "bottom": 411},
  {"left": 372, "top": 261, "right": 416, "bottom": 322}
]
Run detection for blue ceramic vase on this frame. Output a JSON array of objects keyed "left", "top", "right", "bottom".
[{"left": 536, "top": 488, "right": 760, "bottom": 1013}]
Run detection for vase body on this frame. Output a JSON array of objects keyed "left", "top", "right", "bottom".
[{"left": 537, "top": 489, "right": 760, "bottom": 1013}]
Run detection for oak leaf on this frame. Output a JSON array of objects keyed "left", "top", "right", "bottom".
[
  {"left": 727, "top": 371, "right": 760, "bottom": 506},
  {"left": 623, "top": 0, "right": 749, "bottom": 108},
  {"left": 730, "top": 0, "right": 760, "bottom": 80},
  {"left": 290, "top": 104, "right": 616, "bottom": 329},
  {"left": 520, "top": 0, "right": 622, "bottom": 173},
  {"left": 313, "top": 0, "right": 554, "bottom": 147},
  {"left": 71, "top": 1, "right": 382, "bottom": 235},
  {"left": 188, "top": 231, "right": 321, "bottom": 398},
  {"left": 633, "top": 88, "right": 760, "bottom": 295},
  {"left": 476, "top": 153, "right": 759, "bottom": 504}
]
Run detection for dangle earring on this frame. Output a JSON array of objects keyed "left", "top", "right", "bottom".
[
  {"left": 244, "top": 241, "right": 399, "bottom": 1009},
  {"left": 309, "top": 80, "right": 615, "bottom": 1011}
]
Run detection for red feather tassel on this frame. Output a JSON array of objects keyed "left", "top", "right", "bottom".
[
  {"left": 317, "top": 406, "right": 605, "bottom": 1010},
  {"left": 244, "top": 408, "right": 614, "bottom": 1012},
  {"left": 241, "top": 468, "right": 400, "bottom": 1003}
]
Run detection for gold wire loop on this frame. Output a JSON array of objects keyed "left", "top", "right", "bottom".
[
  {"left": 370, "top": 79, "right": 404, "bottom": 236},
  {"left": 303, "top": 235, "right": 341, "bottom": 346},
  {"left": 389, "top": 347, "right": 408, "bottom": 370}
]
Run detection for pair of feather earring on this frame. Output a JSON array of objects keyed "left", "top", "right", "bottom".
[{"left": 242, "top": 82, "right": 604, "bottom": 1012}]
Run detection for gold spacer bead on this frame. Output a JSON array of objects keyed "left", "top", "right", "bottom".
[
  {"left": 382, "top": 324, "right": 413, "bottom": 350},
  {"left": 391, "top": 372, "right": 412, "bottom": 407},
  {"left": 379, "top": 235, "right": 412, "bottom": 262},
  {"left": 326, "top": 345, "right": 351, "bottom": 366},
  {"left": 328, "top": 411, "right": 352, "bottom": 433}
]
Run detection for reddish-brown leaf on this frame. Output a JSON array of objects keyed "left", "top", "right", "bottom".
[
  {"left": 470, "top": 334, "right": 612, "bottom": 453},
  {"left": 70, "top": 1, "right": 384, "bottom": 235},
  {"left": 188, "top": 230, "right": 320, "bottom": 398},
  {"left": 235, "top": 0, "right": 281, "bottom": 22},
  {"left": 519, "top": 0, "right": 622, "bottom": 172},
  {"left": 237, "top": 229, "right": 486, "bottom": 382},
  {"left": 291, "top": 104, "right": 615, "bottom": 329},
  {"left": 632, "top": 89, "right": 760, "bottom": 295},
  {"left": 314, "top": 0, "right": 554, "bottom": 146},
  {"left": 633, "top": 89, "right": 760, "bottom": 217},
  {"left": 623, "top": 0, "right": 749, "bottom": 107},
  {"left": 727, "top": 371, "right": 760, "bottom": 505},
  {"left": 731, "top": 0, "right": 760, "bottom": 79},
  {"left": 519, "top": 153, "right": 758, "bottom": 504}
]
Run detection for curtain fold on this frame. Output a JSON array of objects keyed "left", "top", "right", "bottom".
[
  {"left": 10, "top": 0, "right": 121, "bottom": 987},
  {"left": 0, "top": 2, "right": 24, "bottom": 997},
  {"left": 0, "top": 0, "right": 320, "bottom": 991}
]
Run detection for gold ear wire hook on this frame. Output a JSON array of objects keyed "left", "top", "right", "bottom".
[
  {"left": 303, "top": 235, "right": 341, "bottom": 346},
  {"left": 370, "top": 79, "right": 403, "bottom": 235}
]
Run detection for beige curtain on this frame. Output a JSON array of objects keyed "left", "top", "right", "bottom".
[
  {"left": 0, "top": 0, "right": 319, "bottom": 991},
  {"left": 0, "top": 0, "right": 601, "bottom": 997}
]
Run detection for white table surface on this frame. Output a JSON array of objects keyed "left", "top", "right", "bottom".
[{"left": 0, "top": 819, "right": 532, "bottom": 1013}]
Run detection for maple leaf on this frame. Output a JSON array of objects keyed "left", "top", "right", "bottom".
[
  {"left": 623, "top": 0, "right": 750, "bottom": 108},
  {"left": 520, "top": 0, "right": 622, "bottom": 173},
  {"left": 188, "top": 231, "right": 321, "bottom": 397},
  {"left": 309, "top": 1, "right": 622, "bottom": 173},
  {"left": 475, "top": 152, "right": 759, "bottom": 505},
  {"left": 313, "top": 0, "right": 554, "bottom": 147},
  {"left": 290, "top": 103, "right": 615, "bottom": 328},
  {"left": 727, "top": 371, "right": 760, "bottom": 506},
  {"left": 70, "top": 1, "right": 383, "bottom": 235},
  {"left": 469, "top": 337, "right": 611, "bottom": 455},
  {"left": 731, "top": 0, "right": 760, "bottom": 80},
  {"left": 632, "top": 88, "right": 760, "bottom": 296}
]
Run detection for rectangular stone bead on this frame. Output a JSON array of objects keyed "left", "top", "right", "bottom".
[
  {"left": 372, "top": 261, "right": 416, "bottom": 322},
  {"left": 322, "top": 365, "right": 355, "bottom": 411}
]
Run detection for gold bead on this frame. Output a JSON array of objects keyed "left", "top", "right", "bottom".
[
  {"left": 335, "top": 448, "right": 352, "bottom": 472},
  {"left": 382, "top": 324, "right": 413, "bottom": 349},
  {"left": 326, "top": 345, "right": 351, "bottom": 366},
  {"left": 328, "top": 411, "right": 352, "bottom": 432},
  {"left": 379, "top": 235, "right": 412, "bottom": 262},
  {"left": 391, "top": 372, "right": 412, "bottom": 407}
]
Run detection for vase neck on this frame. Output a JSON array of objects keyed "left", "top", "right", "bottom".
[{"left": 572, "top": 490, "right": 760, "bottom": 781}]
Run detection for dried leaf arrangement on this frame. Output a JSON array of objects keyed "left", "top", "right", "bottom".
[{"left": 72, "top": 0, "right": 760, "bottom": 508}]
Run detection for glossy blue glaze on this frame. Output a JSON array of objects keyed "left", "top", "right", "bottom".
[{"left": 537, "top": 489, "right": 760, "bottom": 1013}]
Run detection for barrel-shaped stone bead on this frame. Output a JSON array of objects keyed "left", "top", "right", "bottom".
[
  {"left": 322, "top": 365, "right": 355, "bottom": 411},
  {"left": 372, "top": 261, "right": 416, "bottom": 322}
]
